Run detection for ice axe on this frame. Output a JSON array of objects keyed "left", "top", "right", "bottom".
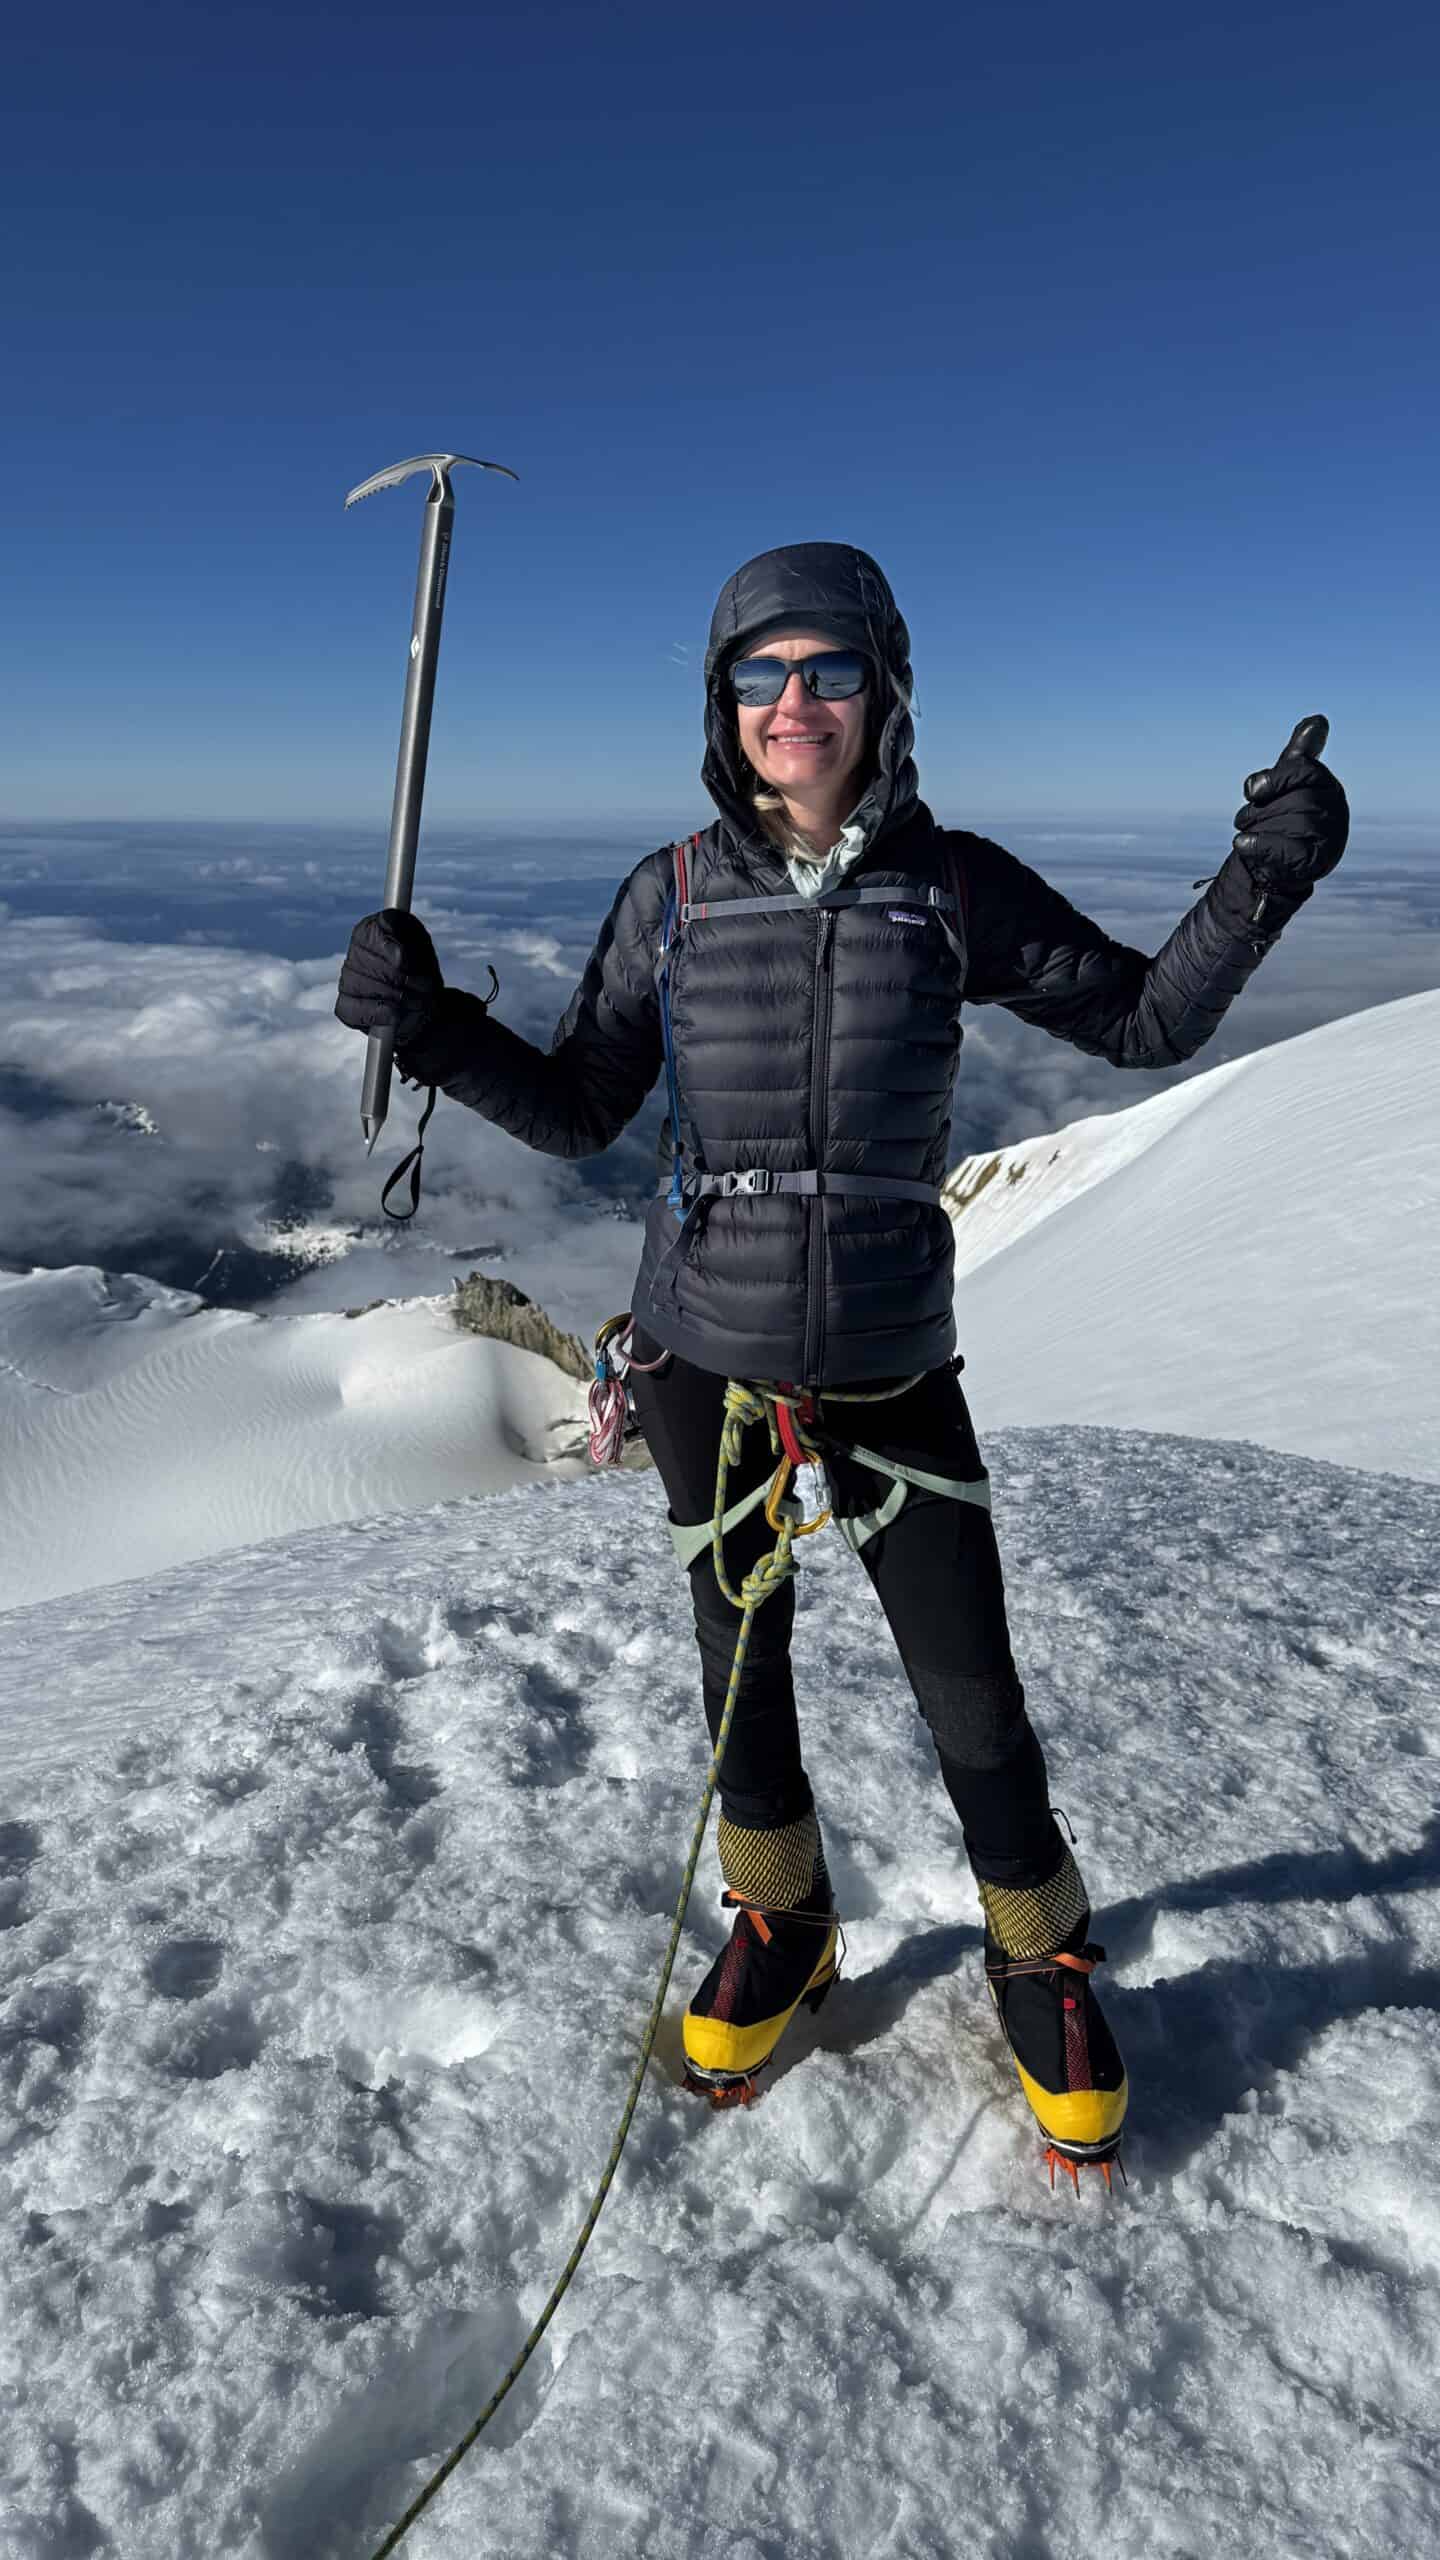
[{"left": 345, "top": 451, "right": 517, "bottom": 1152}]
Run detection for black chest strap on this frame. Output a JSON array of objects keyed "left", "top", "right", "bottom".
[{"left": 682, "top": 1167, "right": 943, "bottom": 1206}]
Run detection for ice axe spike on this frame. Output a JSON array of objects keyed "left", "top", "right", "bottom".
[{"left": 346, "top": 452, "right": 518, "bottom": 1152}]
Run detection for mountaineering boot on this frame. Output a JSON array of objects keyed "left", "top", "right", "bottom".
[
  {"left": 682, "top": 1809, "right": 840, "bottom": 2108},
  {"left": 978, "top": 1846, "right": 1128, "bottom": 2189}
]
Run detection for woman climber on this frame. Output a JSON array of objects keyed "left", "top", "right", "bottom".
[{"left": 336, "top": 542, "right": 1349, "bottom": 2183}]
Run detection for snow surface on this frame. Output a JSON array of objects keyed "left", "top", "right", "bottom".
[
  {"left": 948, "top": 990, "right": 1440, "bottom": 1483},
  {"left": 2, "top": 1436, "right": 1438, "bottom": 2558},
  {"left": 0, "top": 1268, "right": 590, "bottom": 1612},
  {"left": 3, "top": 982, "right": 1438, "bottom": 2554}
]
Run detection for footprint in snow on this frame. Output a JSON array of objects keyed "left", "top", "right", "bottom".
[
  {"left": 0, "top": 1819, "right": 41, "bottom": 1874},
  {"left": 0, "top": 1820, "right": 42, "bottom": 1929},
  {"left": 146, "top": 1936, "right": 225, "bottom": 2001},
  {"left": 0, "top": 1977, "right": 88, "bottom": 2065},
  {"left": 279, "top": 2191, "right": 404, "bottom": 2323},
  {"left": 195, "top": 1764, "right": 268, "bottom": 1804},
  {"left": 147, "top": 1993, "right": 265, "bottom": 2081},
  {"left": 326, "top": 1691, "right": 442, "bottom": 1814}
]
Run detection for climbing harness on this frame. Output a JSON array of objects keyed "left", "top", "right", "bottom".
[{"left": 660, "top": 1365, "right": 993, "bottom": 1567}]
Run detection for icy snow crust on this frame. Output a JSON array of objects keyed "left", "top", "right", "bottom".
[{"left": 3, "top": 1439, "right": 1438, "bottom": 2558}]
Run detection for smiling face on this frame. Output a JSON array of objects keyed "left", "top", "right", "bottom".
[{"left": 732, "top": 628, "right": 873, "bottom": 812}]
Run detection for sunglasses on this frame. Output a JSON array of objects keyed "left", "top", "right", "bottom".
[{"left": 728, "top": 649, "right": 870, "bottom": 707}]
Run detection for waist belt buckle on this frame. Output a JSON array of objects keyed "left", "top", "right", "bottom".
[{"left": 722, "top": 1167, "right": 773, "bottom": 1198}]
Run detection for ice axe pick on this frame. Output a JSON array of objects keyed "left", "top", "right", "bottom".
[{"left": 345, "top": 451, "right": 517, "bottom": 1152}]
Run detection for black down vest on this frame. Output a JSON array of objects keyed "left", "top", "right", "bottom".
[
  {"left": 395, "top": 799, "right": 1311, "bottom": 1388},
  {"left": 636, "top": 807, "right": 967, "bottom": 1381}
]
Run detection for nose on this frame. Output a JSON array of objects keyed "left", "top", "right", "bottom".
[{"left": 773, "top": 669, "right": 817, "bottom": 714}]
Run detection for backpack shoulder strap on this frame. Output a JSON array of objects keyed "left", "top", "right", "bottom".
[
  {"left": 940, "top": 834, "right": 969, "bottom": 976},
  {"left": 674, "top": 831, "right": 693, "bottom": 913},
  {"left": 944, "top": 835, "right": 969, "bottom": 929},
  {"left": 654, "top": 831, "right": 699, "bottom": 983},
  {"left": 657, "top": 832, "right": 700, "bottom": 1213}
]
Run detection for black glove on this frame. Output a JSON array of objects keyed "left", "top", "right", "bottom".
[
  {"left": 335, "top": 910, "right": 445, "bottom": 1049},
  {"left": 1232, "top": 714, "right": 1349, "bottom": 887}
]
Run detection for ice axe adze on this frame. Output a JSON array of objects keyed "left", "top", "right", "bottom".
[{"left": 345, "top": 451, "right": 517, "bottom": 1153}]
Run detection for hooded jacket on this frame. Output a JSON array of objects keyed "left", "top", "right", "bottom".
[{"left": 397, "top": 542, "right": 1313, "bottom": 1386}]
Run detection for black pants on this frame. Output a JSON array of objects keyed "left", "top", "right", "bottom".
[{"left": 629, "top": 1341, "right": 1065, "bottom": 1890}]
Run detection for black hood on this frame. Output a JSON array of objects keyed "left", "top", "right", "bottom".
[{"left": 701, "top": 541, "right": 918, "bottom": 857}]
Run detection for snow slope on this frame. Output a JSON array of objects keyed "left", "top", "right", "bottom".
[
  {"left": 4, "top": 941, "right": 1436, "bottom": 2552},
  {"left": 0, "top": 1266, "right": 590, "bottom": 1612},
  {"left": 945, "top": 989, "right": 1440, "bottom": 1481},
  {"left": 1, "top": 1438, "right": 1437, "bottom": 2557}
]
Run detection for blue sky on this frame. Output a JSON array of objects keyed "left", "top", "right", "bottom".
[{"left": 4, "top": 0, "right": 1436, "bottom": 829}]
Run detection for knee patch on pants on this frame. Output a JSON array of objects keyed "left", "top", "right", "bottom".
[
  {"left": 717, "top": 1808, "right": 828, "bottom": 1913},
  {"left": 906, "top": 1664, "right": 1027, "bottom": 1769}
]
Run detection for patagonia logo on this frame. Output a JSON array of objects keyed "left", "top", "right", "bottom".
[{"left": 887, "top": 908, "right": 928, "bottom": 927}]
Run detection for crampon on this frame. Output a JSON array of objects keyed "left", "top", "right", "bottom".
[
  {"left": 681, "top": 1933, "right": 839, "bottom": 2110},
  {"left": 984, "top": 1925, "right": 1129, "bottom": 2190},
  {"left": 1042, "top": 2140, "right": 1128, "bottom": 2195}
]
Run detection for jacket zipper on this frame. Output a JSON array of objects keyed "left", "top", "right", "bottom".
[{"left": 803, "top": 907, "right": 835, "bottom": 1383}]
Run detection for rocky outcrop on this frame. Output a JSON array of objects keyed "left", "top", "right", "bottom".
[{"left": 448, "top": 1273, "right": 590, "bottom": 1381}]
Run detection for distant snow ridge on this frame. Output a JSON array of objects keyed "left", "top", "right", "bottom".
[
  {"left": 944, "top": 1053, "right": 1250, "bottom": 1280},
  {"left": 0, "top": 1265, "right": 591, "bottom": 1613},
  {"left": 945, "top": 989, "right": 1440, "bottom": 1483},
  {"left": 0, "top": 1435, "right": 1436, "bottom": 2556}
]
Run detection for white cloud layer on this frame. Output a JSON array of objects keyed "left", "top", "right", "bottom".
[{"left": 1, "top": 822, "right": 1435, "bottom": 1323}]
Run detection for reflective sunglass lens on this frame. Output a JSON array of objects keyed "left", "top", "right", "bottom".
[
  {"left": 729, "top": 656, "right": 789, "bottom": 705},
  {"left": 807, "top": 651, "right": 868, "bottom": 698},
  {"left": 729, "top": 650, "right": 869, "bottom": 705}
]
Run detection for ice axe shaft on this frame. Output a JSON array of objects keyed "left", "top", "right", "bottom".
[{"left": 345, "top": 452, "right": 517, "bottom": 1150}]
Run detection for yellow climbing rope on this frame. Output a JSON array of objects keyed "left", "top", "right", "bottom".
[{"left": 364, "top": 1376, "right": 828, "bottom": 2558}]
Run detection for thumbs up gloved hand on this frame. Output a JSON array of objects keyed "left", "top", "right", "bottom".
[
  {"left": 1232, "top": 714, "right": 1349, "bottom": 888},
  {"left": 335, "top": 910, "right": 445, "bottom": 1049}
]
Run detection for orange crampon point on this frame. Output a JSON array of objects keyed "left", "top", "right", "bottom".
[
  {"left": 1045, "top": 2145, "right": 1127, "bottom": 2194},
  {"left": 684, "top": 2067, "right": 765, "bottom": 2110}
]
